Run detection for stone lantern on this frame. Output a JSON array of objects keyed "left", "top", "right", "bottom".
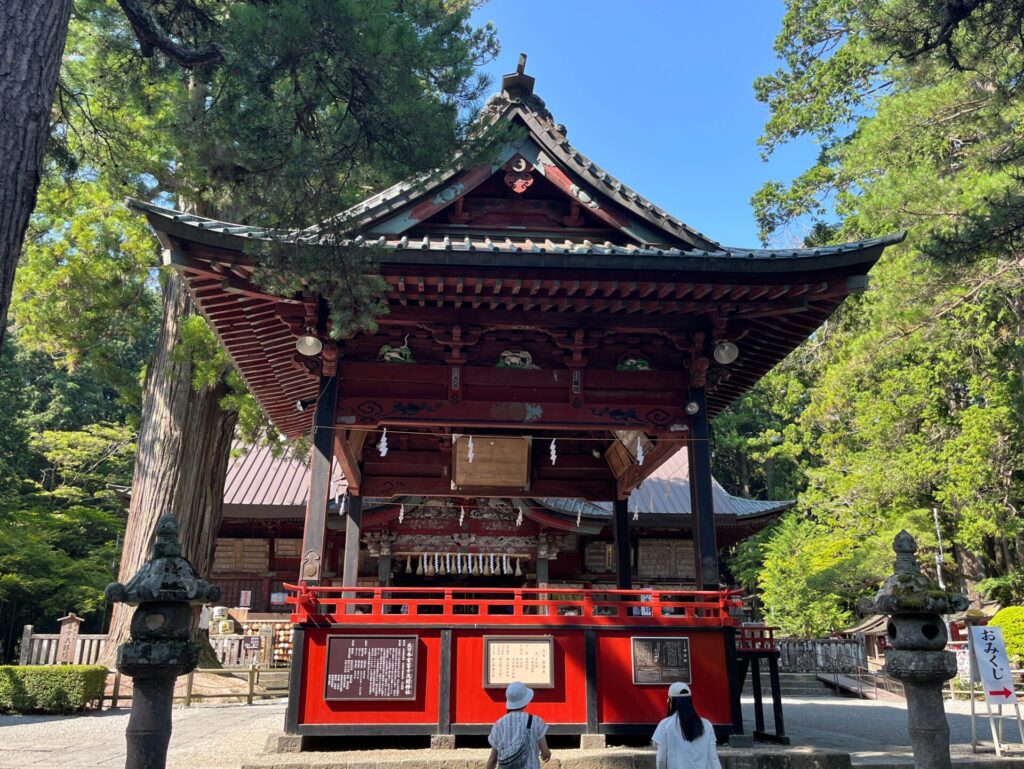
[
  {"left": 106, "top": 513, "right": 220, "bottom": 769},
  {"left": 859, "top": 531, "right": 968, "bottom": 769}
]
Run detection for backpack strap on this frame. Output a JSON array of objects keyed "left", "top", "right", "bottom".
[{"left": 527, "top": 713, "right": 533, "bottom": 731}]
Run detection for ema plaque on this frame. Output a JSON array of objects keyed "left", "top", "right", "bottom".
[
  {"left": 324, "top": 635, "right": 418, "bottom": 701},
  {"left": 484, "top": 636, "right": 555, "bottom": 688},
  {"left": 631, "top": 636, "right": 691, "bottom": 685}
]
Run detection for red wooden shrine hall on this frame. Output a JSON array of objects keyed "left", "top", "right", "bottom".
[{"left": 131, "top": 57, "right": 902, "bottom": 740}]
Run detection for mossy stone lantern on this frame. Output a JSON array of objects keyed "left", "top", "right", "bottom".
[{"left": 860, "top": 531, "right": 968, "bottom": 769}]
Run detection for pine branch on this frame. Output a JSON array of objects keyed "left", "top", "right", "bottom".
[{"left": 116, "top": 0, "right": 222, "bottom": 68}]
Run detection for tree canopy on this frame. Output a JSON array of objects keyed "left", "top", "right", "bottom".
[{"left": 718, "top": 0, "right": 1024, "bottom": 636}]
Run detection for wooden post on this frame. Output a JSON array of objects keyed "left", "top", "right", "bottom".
[
  {"left": 377, "top": 552, "right": 392, "bottom": 587},
  {"left": 185, "top": 670, "right": 195, "bottom": 707},
  {"left": 613, "top": 498, "right": 632, "bottom": 590},
  {"left": 247, "top": 663, "right": 256, "bottom": 705},
  {"left": 111, "top": 670, "right": 121, "bottom": 709},
  {"left": 687, "top": 387, "right": 720, "bottom": 589},
  {"left": 536, "top": 556, "right": 549, "bottom": 615},
  {"left": 18, "top": 625, "right": 32, "bottom": 665},
  {"left": 56, "top": 613, "right": 84, "bottom": 664},
  {"left": 299, "top": 362, "right": 338, "bottom": 585},
  {"left": 342, "top": 493, "right": 363, "bottom": 591}
]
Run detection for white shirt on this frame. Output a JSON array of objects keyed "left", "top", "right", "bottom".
[
  {"left": 488, "top": 710, "right": 548, "bottom": 769},
  {"left": 652, "top": 716, "right": 722, "bottom": 769}
]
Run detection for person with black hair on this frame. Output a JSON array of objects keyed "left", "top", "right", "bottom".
[{"left": 651, "top": 682, "right": 722, "bottom": 769}]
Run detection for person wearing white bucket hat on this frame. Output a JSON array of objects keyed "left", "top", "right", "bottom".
[
  {"left": 485, "top": 682, "right": 551, "bottom": 769},
  {"left": 652, "top": 682, "right": 721, "bottom": 769}
]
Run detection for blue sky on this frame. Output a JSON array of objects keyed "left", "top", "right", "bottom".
[{"left": 470, "top": 1, "right": 816, "bottom": 248}]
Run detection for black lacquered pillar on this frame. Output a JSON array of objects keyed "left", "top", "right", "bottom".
[{"left": 687, "top": 386, "right": 720, "bottom": 590}]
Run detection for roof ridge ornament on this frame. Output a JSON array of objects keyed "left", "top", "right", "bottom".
[{"left": 502, "top": 53, "right": 535, "bottom": 99}]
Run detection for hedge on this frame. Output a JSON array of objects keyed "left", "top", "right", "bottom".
[{"left": 0, "top": 665, "right": 107, "bottom": 714}]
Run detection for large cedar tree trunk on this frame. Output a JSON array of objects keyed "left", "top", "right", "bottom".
[
  {"left": 101, "top": 271, "right": 237, "bottom": 663},
  {"left": 0, "top": 1, "right": 72, "bottom": 354}
]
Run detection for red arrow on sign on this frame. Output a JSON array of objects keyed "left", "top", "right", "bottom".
[{"left": 989, "top": 688, "right": 1013, "bottom": 698}]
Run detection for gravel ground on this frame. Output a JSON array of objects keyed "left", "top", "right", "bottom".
[{"left": 1, "top": 696, "right": 1023, "bottom": 769}]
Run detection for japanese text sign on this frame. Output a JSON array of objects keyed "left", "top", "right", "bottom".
[
  {"left": 324, "top": 635, "right": 418, "bottom": 701},
  {"left": 970, "top": 625, "right": 1017, "bottom": 704}
]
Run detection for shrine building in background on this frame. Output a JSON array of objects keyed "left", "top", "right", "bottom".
[{"left": 131, "top": 56, "right": 902, "bottom": 741}]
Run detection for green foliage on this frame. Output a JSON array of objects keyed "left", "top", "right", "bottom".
[
  {"left": 721, "top": 0, "right": 1024, "bottom": 634},
  {"left": 0, "top": 665, "right": 107, "bottom": 714},
  {"left": 0, "top": 333, "right": 130, "bottom": 661},
  {"left": 979, "top": 572, "right": 1024, "bottom": 607},
  {"left": 990, "top": 607, "right": 1024, "bottom": 664},
  {"left": 13, "top": 175, "right": 160, "bottom": 403},
  {"left": 712, "top": 365, "right": 810, "bottom": 501}
]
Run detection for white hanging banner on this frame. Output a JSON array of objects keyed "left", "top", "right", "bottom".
[{"left": 971, "top": 626, "right": 1017, "bottom": 704}]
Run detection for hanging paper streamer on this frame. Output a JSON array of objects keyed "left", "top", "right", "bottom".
[
  {"left": 467, "top": 435, "right": 475, "bottom": 463},
  {"left": 379, "top": 427, "right": 389, "bottom": 457},
  {"left": 478, "top": 553, "right": 485, "bottom": 575},
  {"left": 434, "top": 553, "right": 440, "bottom": 575},
  {"left": 550, "top": 438, "right": 557, "bottom": 465},
  {"left": 489, "top": 553, "right": 496, "bottom": 575},
  {"left": 459, "top": 506, "right": 466, "bottom": 526},
  {"left": 576, "top": 511, "right": 582, "bottom": 528},
  {"left": 516, "top": 509, "right": 523, "bottom": 527},
  {"left": 456, "top": 553, "right": 463, "bottom": 575},
  {"left": 503, "top": 554, "right": 510, "bottom": 575},
  {"left": 446, "top": 552, "right": 452, "bottom": 575},
  {"left": 398, "top": 503, "right": 405, "bottom": 524},
  {"left": 636, "top": 435, "right": 644, "bottom": 466}
]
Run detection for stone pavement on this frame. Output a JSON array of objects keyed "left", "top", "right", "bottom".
[{"left": 2, "top": 697, "right": 1024, "bottom": 769}]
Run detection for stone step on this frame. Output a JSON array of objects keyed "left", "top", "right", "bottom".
[{"left": 250, "top": 740, "right": 853, "bottom": 769}]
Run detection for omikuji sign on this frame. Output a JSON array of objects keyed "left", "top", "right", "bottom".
[{"left": 970, "top": 626, "right": 1017, "bottom": 704}]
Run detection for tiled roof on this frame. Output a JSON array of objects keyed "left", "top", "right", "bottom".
[
  {"left": 128, "top": 200, "right": 902, "bottom": 267},
  {"left": 311, "top": 95, "right": 722, "bottom": 250},
  {"left": 537, "top": 449, "right": 792, "bottom": 521}
]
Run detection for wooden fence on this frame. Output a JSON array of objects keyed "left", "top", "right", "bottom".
[
  {"left": 776, "top": 637, "right": 866, "bottom": 673},
  {"left": 19, "top": 627, "right": 272, "bottom": 668},
  {"left": 18, "top": 625, "right": 106, "bottom": 665}
]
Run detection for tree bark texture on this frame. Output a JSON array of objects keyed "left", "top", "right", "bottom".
[
  {"left": 101, "top": 271, "right": 237, "bottom": 664},
  {"left": 0, "top": 0, "right": 72, "bottom": 354}
]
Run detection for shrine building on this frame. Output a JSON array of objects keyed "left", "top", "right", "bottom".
[
  {"left": 210, "top": 443, "right": 793, "bottom": 613},
  {"left": 131, "top": 57, "right": 901, "bottom": 743}
]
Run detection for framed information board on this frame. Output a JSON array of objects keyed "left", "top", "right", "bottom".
[
  {"left": 631, "top": 636, "right": 691, "bottom": 685},
  {"left": 484, "top": 636, "right": 555, "bottom": 688},
  {"left": 324, "top": 635, "right": 418, "bottom": 701}
]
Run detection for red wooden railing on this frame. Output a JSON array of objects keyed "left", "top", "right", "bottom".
[
  {"left": 286, "top": 584, "right": 744, "bottom": 627},
  {"left": 736, "top": 624, "right": 778, "bottom": 653}
]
